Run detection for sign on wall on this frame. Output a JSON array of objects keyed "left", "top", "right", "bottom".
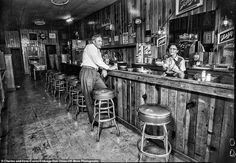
[
  {"left": 49, "top": 33, "right": 56, "bottom": 39},
  {"left": 176, "top": 0, "right": 203, "bottom": 16},
  {"left": 157, "top": 36, "right": 166, "bottom": 47},
  {"left": 136, "top": 43, "right": 144, "bottom": 63},
  {"left": 203, "top": 31, "right": 214, "bottom": 44},
  {"left": 218, "top": 27, "right": 234, "bottom": 44}
]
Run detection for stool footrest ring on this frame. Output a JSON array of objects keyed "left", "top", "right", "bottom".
[
  {"left": 144, "top": 134, "right": 165, "bottom": 140},
  {"left": 137, "top": 138, "right": 172, "bottom": 158}
]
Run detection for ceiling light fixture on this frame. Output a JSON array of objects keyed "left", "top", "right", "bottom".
[
  {"left": 88, "top": 21, "right": 96, "bottom": 25},
  {"left": 222, "top": 16, "right": 229, "bottom": 26},
  {"left": 51, "top": 0, "right": 69, "bottom": 6},
  {"left": 66, "top": 17, "right": 73, "bottom": 23},
  {"left": 34, "top": 19, "right": 46, "bottom": 25},
  {"left": 157, "top": 27, "right": 166, "bottom": 35}
]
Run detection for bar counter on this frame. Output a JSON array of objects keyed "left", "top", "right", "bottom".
[
  {"left": 107, "top": 70, "right": 234, "bottom": 162},
  {"left": 60, "top": 63, "right": 81, "bottom": 76}
]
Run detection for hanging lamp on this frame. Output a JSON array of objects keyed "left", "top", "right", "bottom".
[
  {"left": 222, "top": 16, "right": 229, "bottom": 26},
  {"left": 51, "top": 0, "right": 69, "bottom": 6}
]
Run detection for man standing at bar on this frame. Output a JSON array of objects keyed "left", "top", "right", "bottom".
[{"left": 79, "top": 34, "right": 116, "bottom": 124}]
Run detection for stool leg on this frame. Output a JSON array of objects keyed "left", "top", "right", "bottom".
[
  {"left": 64, "top": 82, "right": 68, "bottom": 103},
  {"left": 47, "top": 76, "right": 51, "bottom": 92},
  {"left": 82, "top": 96, "right": 87, "bottom": 112},
  {"left": 46, "top": 77, "right": 49, "bottom": 92},
  {"left": 75, "top": 93, "right": 80, "bottom": 119},
  {"left": 51, "top": 81, "right": 54, "bottom": 95},
  {"left": 107, "top": 99, "right": 110, "bottom": 117},
  {"left": 58, "top": 89, "right": 61, "bottom": 103},
  {"left": 96, "top": 100, "right": 102, "bottom": 142},
  {"left": 111, "top": 99, "right": 120, "bottom": 136},
  {"left": 66, "top": 92, "right": 72, "bottom": 112},
  {"left": 75, "top": 105, "right": 79, "bottom": 119},
  {"left": 48, "top": 80, "right": 52, "bottom": 93},
  {"left": 68, "top": 92, "right": 75, "bottom": 112},
  {"left": 163, "top": 124, "right": 169, "bottom": 162},
  {"left": 64, "top": 92, "right": 68, "bottom": 104},
  {"left": 139, "top": 123, "right": 147, "bottom": 162},
  {"left": 45, "top": 73, "right": 48, "bottom": 92},
  {"left": 107, "top": 99, "right": 112, "bottom": 126},
  {"left": 34, "top": 69, "right": 36, "bottom": 80},
  {"left": 75, "top": 105, "right": 80, "bottom": 120},
  {"left": 68, "top": 89, "right": 72, "bottom": 107},
  {"left": 51, "top": 80, "right": 54, "bottom": 94},
  {"left": 53, "top": 82, "right": 57, "bottom": 100},
  {"left": 54, "top": 88, "right": 57, "bottom": 100},
  {"left": 67, "top": 100, "right": 72, "bottom": 112},
  {"left": 91, "top": 100, "right": 97, "bottom": 131},
  {"left": 78, "top": 95, "right": 83, "bottom": 114}
]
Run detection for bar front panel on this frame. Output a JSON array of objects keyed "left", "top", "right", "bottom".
[{"left": 107, "top": 71, "right": 234, "bottom": 162}]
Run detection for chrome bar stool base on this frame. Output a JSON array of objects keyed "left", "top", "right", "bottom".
[
  {"left": 75, "top": 93, "right": 87, "bottom": 117},
  {"left": 137, "top": 104, "right": 172, "bottom": 162},
  {"left": 91, "top": 88, "right": 120, "bottom": 142}
]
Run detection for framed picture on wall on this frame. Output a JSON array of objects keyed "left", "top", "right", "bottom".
[
  {"left": 218, "top": 27, "right": 234, "bottom": 44},
  {"left": 49, "top": 32, "right": 56, "bottom": 39},
  {"left": 176, "top": 0, "right": 203, "bottom": 16},
  {"left": 29, "top": 33, "right": 38, "bottom": 41}
]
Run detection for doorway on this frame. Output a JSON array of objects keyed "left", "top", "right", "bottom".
[
  {"left": 45, "top": 45, "right": 56, "bottom": 70},
  {"left": 10, "top": 48, "right": 25, "bottom": 85}
]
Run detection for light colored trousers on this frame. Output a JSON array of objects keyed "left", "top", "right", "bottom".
[{"left": 79, "top": 67, "right": 107, "bottom": 123}]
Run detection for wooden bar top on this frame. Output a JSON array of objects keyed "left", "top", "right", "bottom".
[{"left": 108, "top": 70, "right": 234, "bottom": 99}]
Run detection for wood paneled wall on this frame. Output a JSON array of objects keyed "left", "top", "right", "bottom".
[
  {"left": 76, "top": 0, "right": 217, "bottom": 60},
  {"left": 4, "top": 31, "right": 21, "bottom": 48},
  {"left": 20, "top": 29, "right": 60, "bottom": 74}
]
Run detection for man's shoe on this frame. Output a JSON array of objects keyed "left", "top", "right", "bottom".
[{"left": 93, "top": 121, "right": 99, "bottom": 127}]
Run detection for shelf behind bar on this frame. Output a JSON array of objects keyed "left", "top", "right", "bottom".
[{"left": 101, "top": 43, "right": 136, "bottom": 49}]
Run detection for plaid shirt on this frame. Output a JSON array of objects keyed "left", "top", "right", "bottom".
[{"left": 163, "top": 55, "right": 186, "bottom": 73}]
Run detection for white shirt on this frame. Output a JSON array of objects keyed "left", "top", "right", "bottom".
[{"left": 81, "top": 43, "right": 109, "bottom": 70}]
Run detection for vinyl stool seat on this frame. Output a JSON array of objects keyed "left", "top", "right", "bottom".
[
  {"left": 93, "top": 88, "right": 115, "bottom": 100},
  {"left": 138, "top": 104, "right": 171, "bottom": 124}
]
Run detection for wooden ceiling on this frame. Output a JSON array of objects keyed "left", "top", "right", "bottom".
[{"left": 0, "top": 0, "right": 117, "bottom": 30}]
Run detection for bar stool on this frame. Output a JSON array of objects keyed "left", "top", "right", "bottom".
[
  {"left": 91, "top": 88, "right": 120, "bottom": 142},
  {"left": 53, "top": 73, "right": 66, "bottom": 102},
  {"left": 137, "top": 104, "right": 172, "bottom": 162},
  {"left": 67, "top": 79, "right": 86, "bottom": 119},
  {"left": 64, "top": 75, "right": 78, "bottom": 104},
  {"left": 50, "top": 71, "right": 61, "bottom": 95},
  {"left": 45, "top": 70, "right": 56, "bottom": 93},
  {"left": 45, "top": 70, "right": 53, "bottom": 92}
]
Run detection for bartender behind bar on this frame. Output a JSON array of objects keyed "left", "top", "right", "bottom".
[{"left": 161, "top": 43, "right": 186, "bottom": 79}]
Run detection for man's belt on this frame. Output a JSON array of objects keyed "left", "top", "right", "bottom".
[{"left": 82, "top": 65, "right": 98, "bottom": 71}]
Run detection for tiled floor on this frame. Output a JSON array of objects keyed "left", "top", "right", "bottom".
[{"left": 0, "top": 75, "right": 184, "bottom": 162}]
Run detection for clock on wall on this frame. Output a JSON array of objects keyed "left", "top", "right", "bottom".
[
  {"left": 39, "top": 32, "right": 46, "bottom": 40},
  {"left": 134, "top": 17, "right": 142, "bottom": 25}
]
